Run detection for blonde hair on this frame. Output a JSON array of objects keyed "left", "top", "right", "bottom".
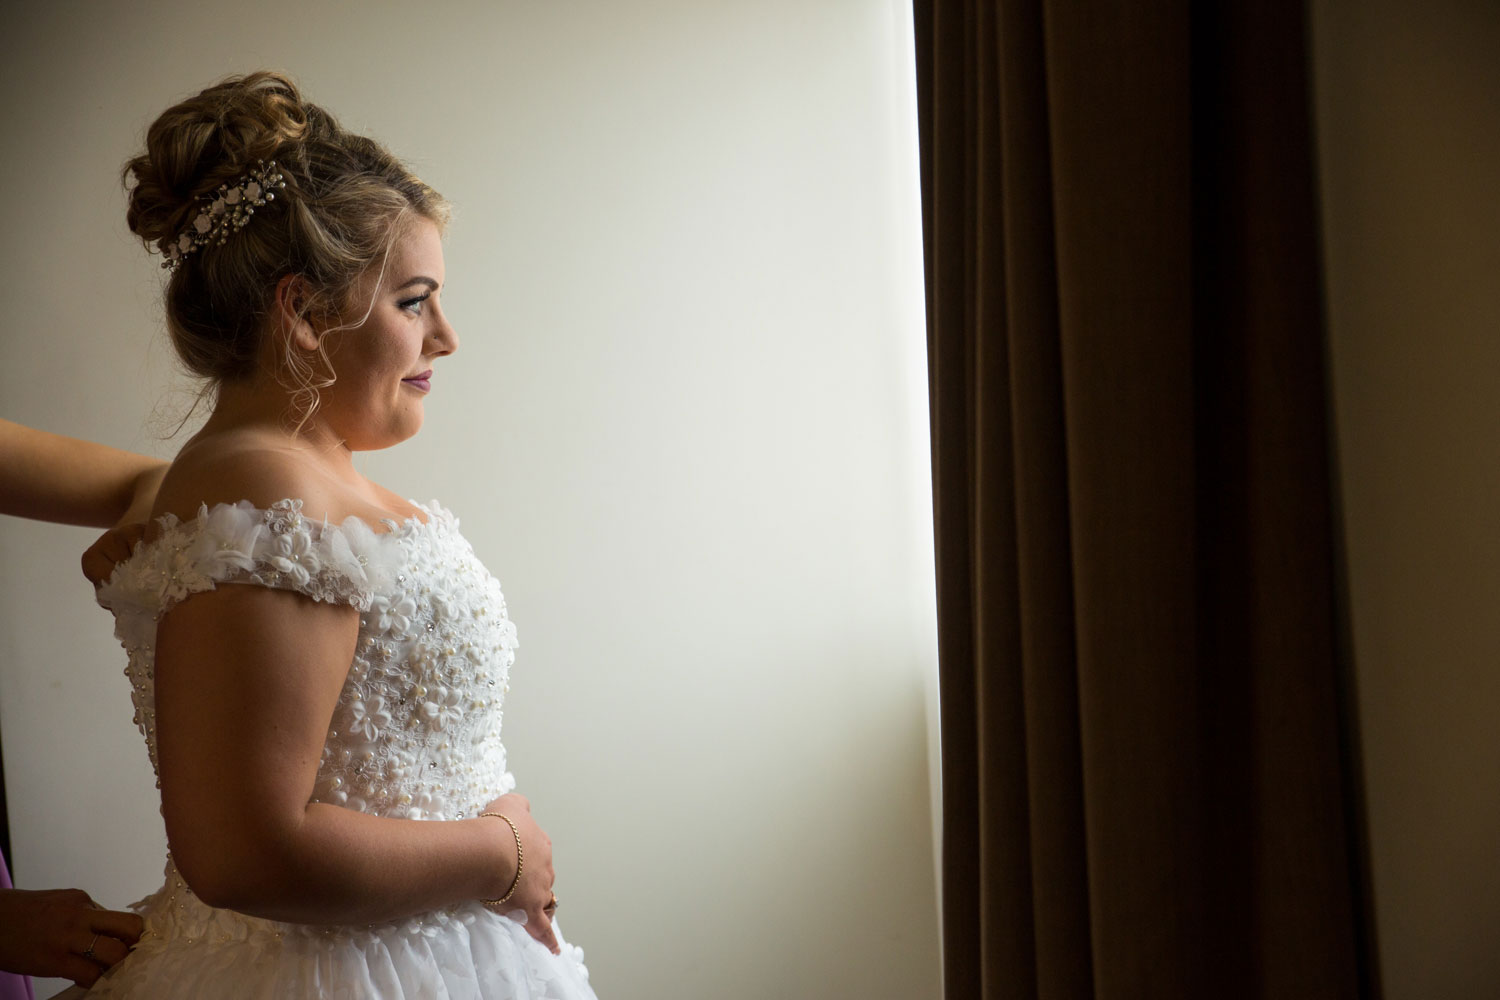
[{"left": 123, "top": 71, "right": 450, "bottom": 429}]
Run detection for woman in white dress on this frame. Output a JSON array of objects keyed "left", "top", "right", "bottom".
[{"left": 88, "top": 71, "right": 597, "bottom": 997}]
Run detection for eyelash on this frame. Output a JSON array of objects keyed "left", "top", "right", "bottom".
[{"left": 399, "top": 293, "right": 431, "bottom": 315}]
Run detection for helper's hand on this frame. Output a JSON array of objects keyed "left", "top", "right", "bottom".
[
  {"left": 80, "top": 461, "right": 164, "bottom": 588},
  {"left": 0, "top": 887, "right": 143, "bottom": 986},
  {"left": 81, "top": 522, "right": 149, "bottom": 588},
  {"left": 481, "top": 792, "right": 560, "bottom": 954}
]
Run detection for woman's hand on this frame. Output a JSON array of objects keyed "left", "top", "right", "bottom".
[
  {"left": 0, "top": 887, "right": 143, "bottom": 986},
  {"left": 80, "top": 462, "right": 165, "bottom": 588},
  {"left": 81, "top": 522, "right": 149, "bottom": 588},
  {"left": 482, "top": 792, "right": 560, "bottom": 954}
]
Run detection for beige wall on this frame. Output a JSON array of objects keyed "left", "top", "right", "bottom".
[
  {"left": 1313, "top": 0, "right": 1500, "bottom": 995},
  {"left": 0, "top": 3, "right": 942, "bottom": 997}
]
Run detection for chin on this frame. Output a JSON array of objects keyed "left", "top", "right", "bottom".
[{"left": 348, "top": 421, "right": 423, "bottom": 452}]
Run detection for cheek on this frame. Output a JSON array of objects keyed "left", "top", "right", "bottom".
[
  {"left": 325, "top": 322, "right": 423, "bottom": 409},
  {"left": 351, "top": 339, "right": 412, "bottom": 389}
]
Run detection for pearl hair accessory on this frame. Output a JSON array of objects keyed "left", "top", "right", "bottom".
[{"left": 160, "top": 159, "right": 287, "bottom": 270}]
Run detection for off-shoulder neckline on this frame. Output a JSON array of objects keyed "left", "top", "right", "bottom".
[
  {"left": 101, "top": 498, "right": 454, "bottom": 599},
  {"left": 143, "top": 497, "right": 452, "bottom": 545},
  {"left": 97, "top": 499, "right": 459, "bottom": 611}
]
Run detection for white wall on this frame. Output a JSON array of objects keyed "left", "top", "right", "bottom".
[
  {"left": 1313, "top": 0, "right": 1500, "bottom": 995},
  {"left": 0, "top": 2, "right": 942, "bottom": 997}
]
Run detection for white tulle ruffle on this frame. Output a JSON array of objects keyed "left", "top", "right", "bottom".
[{"left": 85, "top": 863, "right": 595, "bottom": 999}]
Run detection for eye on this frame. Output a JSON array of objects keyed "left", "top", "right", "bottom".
[{"left": 399, "top": 292, "right": 430, "bottom": 316}]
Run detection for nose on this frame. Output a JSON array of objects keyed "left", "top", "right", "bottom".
[{"left": 428, "top": 305, "right": 459, "bottom": 358}]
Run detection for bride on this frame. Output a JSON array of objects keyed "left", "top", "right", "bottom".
[{"left": 88, "top": 71, "right": 596, "bottom": 997}]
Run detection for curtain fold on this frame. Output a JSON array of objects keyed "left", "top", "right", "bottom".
[{"left": 914, "top": 1, "right": 1373, "bottom": 996}]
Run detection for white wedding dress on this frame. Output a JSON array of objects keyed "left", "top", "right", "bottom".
[{"left": 91, "top": 498, "right": 597, "bottom": 998}]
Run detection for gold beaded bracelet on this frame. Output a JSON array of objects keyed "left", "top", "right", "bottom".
[{"left": 480, "top": 812, "right": 523, "bottom": 907}]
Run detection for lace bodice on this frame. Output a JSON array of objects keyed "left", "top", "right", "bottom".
[
  {"left": 96, "top": 498, "right": 517, "bottom": 824},
  {"left": 85, "top": 499, "right": 598, "bottom": 996}
]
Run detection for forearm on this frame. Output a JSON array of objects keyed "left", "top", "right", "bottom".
[
  {"left": 0, "top": 418, "right": 167, "bottom": 527},
  {"left": 117, "top": 462, "right": 168, "bottom": 526},
  {"left": 176, "top": 803, "right": 514, "bottom": 925}
]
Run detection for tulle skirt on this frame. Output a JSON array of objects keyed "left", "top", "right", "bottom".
[{"left": 82, "top": 864, "right": 597, "bottom": 999}]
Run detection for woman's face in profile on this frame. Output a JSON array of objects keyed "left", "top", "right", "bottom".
[{"left": 315, "top": 217, "right": 459, "bottom": 452}]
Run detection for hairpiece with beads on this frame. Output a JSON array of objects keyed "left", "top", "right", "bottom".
[{"left": 159, "top": 160, "right": 287, "bottom": 270}]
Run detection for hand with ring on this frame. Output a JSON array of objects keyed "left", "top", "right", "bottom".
[
  {"left": 479, "top": 792, "right": 561, "bottom": 955},
  {"left": 0, "top": 887, "right": 144, "bottom": 987}
]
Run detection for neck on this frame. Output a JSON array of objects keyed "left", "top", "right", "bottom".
[{"left": 197, "top": 375, "right": 358, "bottom": 478}]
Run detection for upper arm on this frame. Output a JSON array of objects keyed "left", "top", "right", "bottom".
[
  {"left": 0, "top": 418, "right": 166, "bottom": 527},
  {"left": 155, "top": 581, "right": 360, "bottom": 894},
  {"left": 148, "top": 441, "right": 359, "bottom": 895}
]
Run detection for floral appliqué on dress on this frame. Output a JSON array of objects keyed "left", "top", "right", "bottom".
[{"left": 90, "top": 499, "right": 594, "bottom": 999}]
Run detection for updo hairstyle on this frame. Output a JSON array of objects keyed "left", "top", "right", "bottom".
[{"left": 123, "top": 71, "right": 449, "bottom": 419}]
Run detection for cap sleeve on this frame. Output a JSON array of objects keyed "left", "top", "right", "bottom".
[{"left": 98, "top": 498, "right": 405, "bottom": 623}]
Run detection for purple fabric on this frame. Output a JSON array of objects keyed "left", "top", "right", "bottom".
[{"left": 0, "top": 851, "right": 37, "bottom": 1000}]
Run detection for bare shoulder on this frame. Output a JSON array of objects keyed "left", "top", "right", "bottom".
[{"left": 152, "top": 430, "right": 342, "bottom": 525}]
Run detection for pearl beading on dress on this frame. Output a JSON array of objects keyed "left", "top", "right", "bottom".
[
  {"left": 91, "top": 498, "right": 595, "bottom": 996},
  {"left": 101, "top": 498, "right": 519, "bottom": 824}
]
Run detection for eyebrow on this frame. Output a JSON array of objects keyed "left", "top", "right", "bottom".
[{"left": 395, "top": 275, "right": 440, "bottom": 292}]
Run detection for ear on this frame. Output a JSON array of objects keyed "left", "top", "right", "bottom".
[{"left": 273, "top": 274, "right": 322, "bottom": 353}]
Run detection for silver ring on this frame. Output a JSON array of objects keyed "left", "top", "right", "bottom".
[{"left": 83, "top": 933, "right": 100, "bottom": 960}]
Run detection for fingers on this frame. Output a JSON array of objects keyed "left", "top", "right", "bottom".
[
  {"left": 81, "top": 549, "right": 110, "bottom": 587},
  {"left": 115, "top": 523, "right": 149, "bottom": 547},
  {"left": 57, "top": 952, "right": 105, "bottom": 988},
  {"left": 72, "top": 898, "right": 139, "bottom": 975},
  {"left": 56, "top": 887, "right": 97, "bottom": 908},
  {"left": 81, "top": 930, "right": 131, "bottom": 968},
  {"left": 81, "top": 524, "right": 147, "bottom": 586},
  {"left": 90, "top": 908, "right": 145, "bottom": 946},
  {"left": 528, "top": 907, "right": 560, "bottom": 955},
  {"left": 0, "top": 888, "right": 140, "bottom": 983}
]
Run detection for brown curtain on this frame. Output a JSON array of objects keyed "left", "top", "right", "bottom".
[{"left": 913, "top": 1, "right": 1376, "bottom": 997}]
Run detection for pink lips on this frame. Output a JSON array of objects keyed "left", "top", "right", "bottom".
[{"left": 402, "top": 370, "right": 433, "bottom": 393}]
